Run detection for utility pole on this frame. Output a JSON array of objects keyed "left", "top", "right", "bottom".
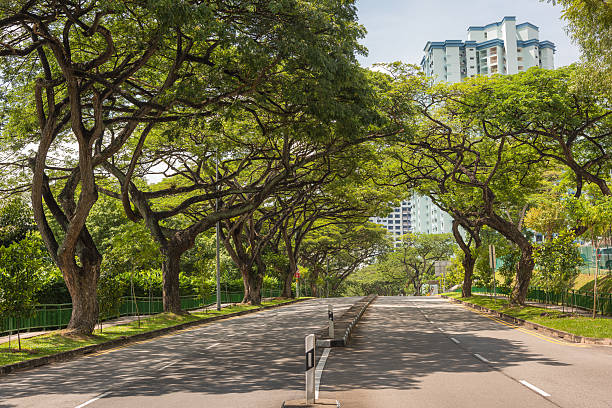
[
  {"left": 216, "top": 151, "right": 221, "bottom": 311},
  {"left": 489, "top": 244, "right": 496, "bottom": 298}
]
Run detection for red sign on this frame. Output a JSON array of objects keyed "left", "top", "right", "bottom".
[{"left": 295, "top": 272, "right": 301, "bottom": 279}]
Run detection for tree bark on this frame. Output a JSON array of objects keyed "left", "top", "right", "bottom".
[
  {"left": 510, "top": 242, "right": 535, "bottom": 305},
  {"left": 451, "top": 219, "right": 481, "bottom": 298},
  {"left": 63, "top": 259, "right": 100, "bottom": 334},
  {"left": 161, "top": 248, "right": 182, "bottom": 314},
  {"left": 241, "top": 266, "right": 263, "bottom": 305},
  {"left": 281, "top": 268, "right": 294, "bottom": 298}
]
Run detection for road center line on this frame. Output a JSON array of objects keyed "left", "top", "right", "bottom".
[
  {"left": 474, "top": 353, "right": 490, "bottom": 364},
  {"left": 74, "top": 392, "right": 112, "bottom": 408},
  {"left": 314, "top": 348, "right": 331, "bottom": 399},
  {"left": 519, "top": 380, "right": 551, "bottom": 397},
  {"left": 450, "top": 337, "right": 460, "bottom": 344}
]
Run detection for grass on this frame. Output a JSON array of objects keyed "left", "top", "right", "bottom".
[
  {"left": 443, "top": 292, "right": 612, "bottom": 339},
  {"left": 0, "top": 298, "right": 305, "bottom": 367},
  {"left": 577, "top": 274, "right": 612, "bottom": 293}
]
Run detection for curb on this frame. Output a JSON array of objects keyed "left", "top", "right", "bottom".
[
  {"left": 441, "top": 295, "right": 612, "bottom": 346},
  {"left": 316, "top": 294, "right": 377, "bottom": 347},
  {"left": 0, "top": 298, "right": 310, "bottom": 377}
]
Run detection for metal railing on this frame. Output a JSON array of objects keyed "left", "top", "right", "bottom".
[
  {"left": 1, "top": 289, "right": 288, "bottom": 337},
  {"left": 453, "top": 286, "right": 612, "bottom": 316}
]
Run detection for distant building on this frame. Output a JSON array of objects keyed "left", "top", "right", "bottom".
[
  {"left": 421, "top": 16, "right": 555, "bottom": 83},
  {"left": 370, "top": 200, "right": 411, "bottom": 245},
  {"left": 373, "top": 18, "right": 556, "bottom": 237}
]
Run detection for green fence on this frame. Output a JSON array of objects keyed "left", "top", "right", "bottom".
[
  {"left": 454, "top": 286, "right": 612, "bottom": 316},
  {"left": 0, "top": 287, "right": 292, "bottom": 337}
]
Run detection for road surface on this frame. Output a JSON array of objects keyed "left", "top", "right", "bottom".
[
  {"left": 319, "top": 296, "right": 612, "bottom": 408},
  {"left": 0, "top": 298, "right": 357, "bottom": 408},
  {"left": 1, "top": 296, "right": 611, "bottom": 408}
]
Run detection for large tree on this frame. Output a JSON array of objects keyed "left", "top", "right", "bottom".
[{"left": 0, "top": 0, "right": 371, "bottom": 330}]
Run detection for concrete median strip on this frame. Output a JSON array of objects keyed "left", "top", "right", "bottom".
[{"left": 315, "top": 294, "right": 377, "bottom": 348}]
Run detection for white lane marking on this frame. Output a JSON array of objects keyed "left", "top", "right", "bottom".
[
  {"left": 74, "top": 392, "right": 112, "bottom": 408},
  {"left": 206, "top": 342, "right": 220, "bottom": 349},
  {"left": 314, "top": 348, "right": 331, "bottom": 399},
  {"left": 158, "top": 361, "right": 177, "bottom": 370},
  {"left": 519, "top": 380, "right": 551, "bottom": 397},
  {"left": 437, "top": 327, "right": 444, "bottom": 332},
  {"left": 450, "top": 337, "right": 460, "bottom": 344},
  {"left": 474, "top": 353, "right": 490, "bottom": 364}
]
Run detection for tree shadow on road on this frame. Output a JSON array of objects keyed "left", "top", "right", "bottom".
[
  {"left": 0, "top": 298, "right": 360, "bottom": 406},
  {"left": 321, "top": 297, "right": 569, "bottom": 392}
]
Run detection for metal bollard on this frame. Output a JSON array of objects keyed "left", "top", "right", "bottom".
[
  {"left": 328, "top": 305, "right": 334, "bottom": 338},
  {"left": 305, "top": 334, "right": 316, "bottom": 404}
]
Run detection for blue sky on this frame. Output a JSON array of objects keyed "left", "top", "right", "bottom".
[{"left": 355, "top": 0, "right": 580, "bottom": 68}]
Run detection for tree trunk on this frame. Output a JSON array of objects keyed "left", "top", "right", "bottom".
[
  {"left": 241, "top": 266, "right": 263, "bottom": 305},
  {"left": 451, "top": 219, "right": 478, "bottom": 298},
  {"left": 462, "top": 254, "right": 476, "bottom": 298},
  {"left": 281, "top": 268, "right": 294, "bottom": 298},
  {"left": 162, "top": 248, "right": 182, "bottom": 314},
  {"left": 63, "top": 260, "right": 100, "bottom": 334},
  {"left": 510, "top": 244, "right": 535, "bottom": 305}
]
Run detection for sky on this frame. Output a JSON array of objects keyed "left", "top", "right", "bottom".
[{"left": 355, "top": 0, "right": 580, "bottom": 68}]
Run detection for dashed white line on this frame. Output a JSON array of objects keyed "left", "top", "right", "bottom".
[
  {"left": 473, "top": 353, "right": 490, "bottom": 364},
  {"left": 74, "top": 391, "right": 112, "bottom": 408},
  {"left": 314, "top": 348, "right": 331, "bottom": 399},
  {"left": 519, "top": 380, "right": 551, "bottom": 397},
  {"left": 437, "top": 327, "right": 444, "bottom": 332},
  {"left": 158, "top": 361, "right": 177, "bottom": 370},
  {"left": 450, "top": 337, "right": 460, "bottom": 344},
  {"left": 206, "top": 342, "right": 220, "bottom": 349}
]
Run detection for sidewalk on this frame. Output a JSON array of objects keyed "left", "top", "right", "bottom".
[{"left": 0, "top": 302, "right": 235, "bottom": 346}]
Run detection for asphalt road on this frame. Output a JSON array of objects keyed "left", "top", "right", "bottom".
[
  {"left": 0, "top": 297, "right": 357, "bottom": 408},
  {"left": 1, "top": 296, "right": 611, "bottom": 408},
  {"left": 319, "top": 296, "right": 612, "bottom": 408}
]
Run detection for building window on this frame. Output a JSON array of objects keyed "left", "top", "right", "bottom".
[
  {"left": 490, "top": 56, "right": 497, "bottom": 63},
  {"left": 518, "top": 66, "right": 524, "bottom": 70},
  {"left": 469, "top": 65, "right": 474, "bottom": 69},
  {"left": 517, "top": 57, "right": 523, "bottom": 61},
  {"left": 484, "top": 32, "right": 487, "bottom": 39},
  {"left": 491, "top": 65, "right": 498, "bottom": 73},
  {"left": 489, "top": 47, "right": 497, "bottom": 55}
]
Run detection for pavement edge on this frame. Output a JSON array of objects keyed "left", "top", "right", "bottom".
[
  {"left": 0, "top": 298, "right": 311, "bottom": 377},
  {"left": 441, "top": 295, "right": 612, "bottom": 345}
]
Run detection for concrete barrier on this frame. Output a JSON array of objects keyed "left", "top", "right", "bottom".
[{"left": 315, "top": 294, "right": 377, "bottom": 347}]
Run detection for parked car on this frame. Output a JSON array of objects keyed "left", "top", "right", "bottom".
[{"left": 596, "top": 247, "right": 612, "bottom": 270}]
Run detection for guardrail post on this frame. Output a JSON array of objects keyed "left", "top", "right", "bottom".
[{"left": 305, "top": 334, "right": 315, "bottom": 404}]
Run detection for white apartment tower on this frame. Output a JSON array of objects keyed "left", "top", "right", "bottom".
[
  {"left": 421, "top": 17, "right": 555, "bottom": 83},
  {"left": 372, "top": 17, "right": 556, "bottom": 238},
  {"left": 408, "top": 17, "right": 556, "bottom": 235},
  {"left": 371, "top": 200, "right": 412, "bottom": 245}
]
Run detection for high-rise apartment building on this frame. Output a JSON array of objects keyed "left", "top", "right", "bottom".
[
  {"left": 421, "top": 16, "right": 555, "bottom": 83},
  {"left": 372, "top": 17, "right": 555, "bottom": 238},
  {"left": 370, "top": 200, "right": 411, "bottom": 245}
]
